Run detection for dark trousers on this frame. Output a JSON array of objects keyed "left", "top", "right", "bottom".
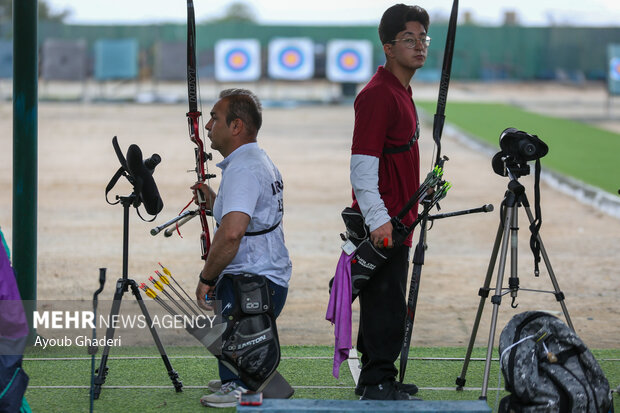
[
  {"left": 215, "top": 275, "right": 288, "bottom": 385},
  {"left": 357, "top": 245, "right": 409, "bottom": 385}
]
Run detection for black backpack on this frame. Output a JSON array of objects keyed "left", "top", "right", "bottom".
[{"left": 498, "top": 311, "right": 612, "bottom": 413}]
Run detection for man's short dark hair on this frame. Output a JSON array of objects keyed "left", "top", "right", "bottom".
[
  {"left": 219, "top": 88, "right": 262, "bottom": 136},
  {"left": 378, "top": 4, "right": 430, "bottom": 45}
]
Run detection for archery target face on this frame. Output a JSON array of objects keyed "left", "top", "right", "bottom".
[
  {"left": 225, "top": 48, "right": 251, "bottom": 72},
  {"left": 214, "top": 39, "right": 261, "bottom": 82},
  {"left": 326, "top": 40, "right": 373, "bottom": 83},
  {"left": 279, "top": 47, "right": 304, "bottom": 70},
  {"left": 268, "top": 38, "right": 315, "bottom": 80},
  {"left": 337, "top": 49, "right": 362, "bottom": 73},
  {"left": 610, "top": 57, "right": 620, "bottom": 81}
]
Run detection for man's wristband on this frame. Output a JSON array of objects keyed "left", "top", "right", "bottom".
[{"left": 198, "top": 273, "right": 217, "bottom": 286}]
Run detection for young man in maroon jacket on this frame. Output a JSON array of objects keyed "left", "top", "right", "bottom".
[{"left": 349, "top": 4, "right": 431, "bottom": 400}]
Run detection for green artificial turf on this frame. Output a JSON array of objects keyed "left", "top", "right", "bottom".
[
  {"left": 21, "top": 345, "right": 619, "bottom": 412},
  {"left": 417, "top": 101, "right": 620, "bottom": 195}
]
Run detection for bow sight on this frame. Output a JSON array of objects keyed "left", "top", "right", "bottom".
[{"left": 491, "top": 128, "right": 548, "bottom": 178}]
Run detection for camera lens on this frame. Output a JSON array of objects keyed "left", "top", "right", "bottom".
[{"left": 518, "top": 141, "right": 536, "bottom": 157}]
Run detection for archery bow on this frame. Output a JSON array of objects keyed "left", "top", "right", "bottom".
[
  {"left": 431, "top": 0, "right": 458, "bottom": 168},
  {"left": 186, "top": 0, "right": 215, "bottom": 261},
  {"left": 399, "top": 0, "right": 459, "bottom": 384}
]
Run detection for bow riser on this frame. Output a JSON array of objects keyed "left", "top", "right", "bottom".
[{"left": 187, "top": 0, "right": 213, "bottom": 261}]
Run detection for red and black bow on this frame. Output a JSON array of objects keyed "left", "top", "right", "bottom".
[{"left": 186, "top": 0, "right": 215, "bottom": 261}]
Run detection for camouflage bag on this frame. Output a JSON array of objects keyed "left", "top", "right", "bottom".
[{"left": 498, "top": 311, "right": 612, "bottom": 413}]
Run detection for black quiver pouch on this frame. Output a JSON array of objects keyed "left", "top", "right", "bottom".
[
  {"left": 220, "top": 274, "right": 281, "bottom": 391},
  {"left": 332, "top": 207, "right": 391, "bottom": 301}
]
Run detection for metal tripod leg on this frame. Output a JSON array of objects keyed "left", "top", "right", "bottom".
[
  {"left": 93, "top": 277, "right": 126, "bottom": 400},
  {"left": 93, "top": 277, "right": 183, "bottom": 399},
  {"left": 522, "top": 204, "right": 573, "bottom": 330},
  {"left": 455, "top": 216, "right": 504, "bottom": 390},
  {"left": 457, "top": 187, "right": 574, "bottom": 398},
  {"left": 479, "top": 205, "right": 516, "bottom": 399},
  {"left": 455, "top": 198, "right": 517, "bottom": 396}
]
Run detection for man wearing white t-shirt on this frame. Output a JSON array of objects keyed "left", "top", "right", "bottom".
[{"left": 193, "top": 89, "right": 292, "bottom": 408}]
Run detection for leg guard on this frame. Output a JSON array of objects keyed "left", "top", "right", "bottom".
[{"left": 220, "top": 274, "right": 281, "bottom": 391}]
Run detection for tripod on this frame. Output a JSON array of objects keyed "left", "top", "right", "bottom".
[
  {"left": 399, "top": 202, "right": 493, "bottom": 383},
  {"left": 455, "top": 177, "right": 573, "bottom": 399},
  {"left": 92, "top": 193, "right": 183, "bottom": 399}
]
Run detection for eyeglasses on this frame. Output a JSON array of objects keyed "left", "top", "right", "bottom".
[{"left": 390, "top": 36, "right": 431, "bottom": 48}]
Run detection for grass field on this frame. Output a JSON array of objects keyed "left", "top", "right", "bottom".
[
  {"left": 417, "top": 101, "right": 620, "bottom": 195},
  {"left": 22, "top": 345, "right": 619, "bottom": 412}
]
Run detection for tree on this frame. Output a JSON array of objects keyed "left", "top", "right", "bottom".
[
  {"left": 0, "top": 0, "right": 72, "bottom": 24},
  {"left": 38, "top": 0, "right": 72, "bottom": 23},
  {"left": 208, "top": 2, "right": 256, "bottom": 24}
]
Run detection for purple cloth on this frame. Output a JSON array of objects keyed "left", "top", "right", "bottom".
[
  {"left": 0, "top": 240, "right": 29, "bottom": 340},
  {"left": 325, "top": 251, "right": 353, "bottom": 378}
]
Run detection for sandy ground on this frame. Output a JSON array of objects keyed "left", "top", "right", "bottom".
[{"left": 1, "top": 81, "right": 619, "bottom": 351}]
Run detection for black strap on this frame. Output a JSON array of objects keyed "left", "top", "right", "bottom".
[
  {"left": 382, "top": 133, "right": 418, "bottom": 154},
  {"left": 382, "top": 106, "right": 420, "bottom": 155},
  {"left": 245, "top": 220, "right": 281, "bottom": 236},
  {"left": 198, "top": 273, "right": 217, "bottom": 286},
  {"left": 529, "top": 158, "right": 543, "bottom": 276},
  {"left": 105, "top": 167, "right": 127, "bottom": 205},
  {"left": 216, "top": 220, "right": 281, "bottom": 236}
]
